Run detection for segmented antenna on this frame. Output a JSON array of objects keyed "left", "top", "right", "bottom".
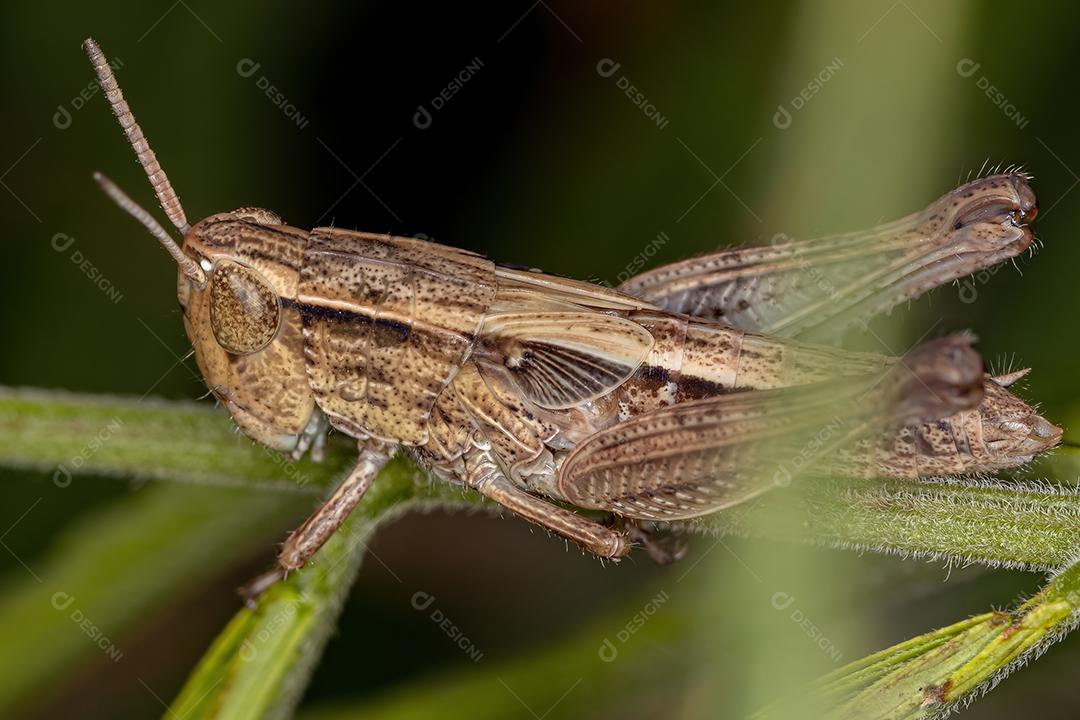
[
  {"left": 83, "top": 37, "right": 190, "bottom": 234},
  {"left": 93, "top": 172, "right": 206, "bottom": 284}
]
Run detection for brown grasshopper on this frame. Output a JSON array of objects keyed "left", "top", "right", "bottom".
[{"left": 83, "top": 38, "right": 1061, "bottom": 598}]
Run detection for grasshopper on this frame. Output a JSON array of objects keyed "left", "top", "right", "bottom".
[{"left": 83, "top": 38, "right": 1061, "bottom": 598}]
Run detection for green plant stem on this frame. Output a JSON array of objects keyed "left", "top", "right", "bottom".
[
  {"left": 798, "top": 555, "right": 1080, "bottom": 719},
  {"left": 697, "top": 475, "right": 1080, "bottom": 571},
  {"left": 168, "top": 456, "right": 471, "bottom": 720},
  {"left": 0, "top": 387, "right": 350, "bottom": 492}
]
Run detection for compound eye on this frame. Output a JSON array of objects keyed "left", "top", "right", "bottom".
[{"left": 209, "top": 260, "right": 281, "bottom": 354}]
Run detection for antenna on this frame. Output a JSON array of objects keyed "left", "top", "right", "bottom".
[
  {"left": 83, "top": 37, "right": 190, "bottom": 234},
  {"left": 93, "top": 172, "right": 206, "bottom": 283}
]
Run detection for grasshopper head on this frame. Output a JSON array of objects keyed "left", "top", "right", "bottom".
[
  {"left": 176, "top": 210, "right": 321, "bottom": 455},
  {"left": 83, "top": 38, "right": 322, "bottom": 456}
]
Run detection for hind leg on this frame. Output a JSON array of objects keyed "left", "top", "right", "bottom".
[{"left": 464, "top": 444, "right": 630, "bottom": 559}]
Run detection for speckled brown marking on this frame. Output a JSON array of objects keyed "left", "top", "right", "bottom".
[
  {"left": 449, "top": 362, "right": 556, "bottom": 472},
  {"left": 84, "top": 32, "right": 1061, "bottom": 595},
  {"left": 298, "top": 230, "right": 496, "bottom": 445},
  {"left": 617, "top": 312, "right": 687, "bottom": 418},
  {"left": 154, "top": 208, "right": 1070, "bottom": 581},
  {"left": 556, "top": 336, "right": 985, "bottom": 519},
  {"left": 174, "top": 210, "right": 1069, "bottom": 576},
  {"left": 1000, "top": 618, "right": 1026, "bottom": 640},
  {"left": 619, "top": 316, "right": 892, "bottom": 413},
  {"left": 920, "top": 680, "right": 952, "bottom": 708},
  {"left": 421, "top": 379, "right": 472, "bottom": 462}
]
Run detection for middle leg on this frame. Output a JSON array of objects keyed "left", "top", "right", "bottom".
[{"left": 241, "top": 443, "right": 389, "bottom": 606}]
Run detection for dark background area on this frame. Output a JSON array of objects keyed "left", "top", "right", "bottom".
[{"left": 2, "top": 2, "right": 1080, "bottom": 718}]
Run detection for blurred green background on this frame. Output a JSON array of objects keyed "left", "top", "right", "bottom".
[{"left": 2, "top": 1, "right": 1080, "bottom": 718}]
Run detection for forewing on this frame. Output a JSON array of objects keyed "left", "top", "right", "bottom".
[{"left": 494, "top": 265, "right": 656, "bottom": 313}]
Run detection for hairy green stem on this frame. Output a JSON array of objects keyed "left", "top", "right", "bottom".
[
  {"left": 168, "top": 456, "right": 470, "bottom": 720},
  {"left": 0, "top": 387, "right": 349, "bottom": 492},
  {"left": 696, "top": 474, "right": 1080, "bottom": 571},
  {"left": 797, "top": 555, "right": 1080, "bottom": 719}
]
